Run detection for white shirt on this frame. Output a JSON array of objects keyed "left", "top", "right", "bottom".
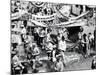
[
  {"left": 11, "top": 34, "right": 22, "bottom": 45},
  {"left": 58, "top": 40, "right": 67, "bottom": 51},
  {"left": 47, "top": 42, "right": 54, "bottom": 50},
  {"left": 89, "top": 35, "right": 94, "bottom": 40}
]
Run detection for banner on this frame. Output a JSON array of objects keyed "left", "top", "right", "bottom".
[{"left": 32, "top": 14, "right": 56, "bottom": 21}]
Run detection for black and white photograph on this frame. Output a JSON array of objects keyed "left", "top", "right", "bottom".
[{"left": 11, "top": 0, "right": 96, "bottom": 74}]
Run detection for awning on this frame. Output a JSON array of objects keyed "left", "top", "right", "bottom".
[{"left": 49, "top": 19, "right": 87, "bottom": 27}]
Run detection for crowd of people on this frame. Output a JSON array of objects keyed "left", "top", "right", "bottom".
[
  {"left": 77, "top": 31, "right": 96, "bottom": 57},
  {"left": 11, "top": 23, "right": 69, "bottom": 74},
  {"left": 11, "top": 0, "right": 96, "bottom": 74},
  {"left": 11, "top": 21, "right": 96, "bottom": 74}
]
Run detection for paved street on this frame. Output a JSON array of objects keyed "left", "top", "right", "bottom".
[{"left": 37, "top": 52, "right": 93, "bottom": 73}]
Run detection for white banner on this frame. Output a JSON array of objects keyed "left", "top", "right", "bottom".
[{"left": 32, "top": 14, "right": 56, "bottom": 21}]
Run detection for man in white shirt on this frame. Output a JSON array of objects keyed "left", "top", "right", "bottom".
[
  {"left": 58, "top": 36, "right": 67, "bottom": 52},
  {"left": 58, "top": 36, "right": 67, "bottom": 65}
]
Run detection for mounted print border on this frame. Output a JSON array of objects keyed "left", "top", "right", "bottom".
[{"left": 11, "top": 0, "right": 96, "bottom": 74}]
